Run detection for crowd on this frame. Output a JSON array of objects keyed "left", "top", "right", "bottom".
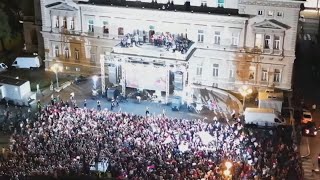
[
  {"left": 120, "top": 32, "right": 191, "bottom": 54},
  {"left": 0, "top": 99, "right": 303, "bottom": 179}
]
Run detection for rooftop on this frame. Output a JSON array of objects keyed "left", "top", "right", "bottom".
[
  {"left": 0, "top": 76, "right": 28, "bottom": 86},
  {"left": 79, "top": 0, "right": 247, "bottom": 17}
]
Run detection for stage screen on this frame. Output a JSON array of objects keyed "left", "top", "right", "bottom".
[{"left": 125, "top": 64, "right": 167, "bottom": 91}]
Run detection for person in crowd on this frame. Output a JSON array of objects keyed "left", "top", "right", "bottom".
[
  {"left": 0, "top": 99, "right": 303, "bottom": 179},
  {"left": 84, "top": 99, "right": 87, "bottom": 108}
]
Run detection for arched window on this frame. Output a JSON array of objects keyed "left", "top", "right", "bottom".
[{"left": 64, "top": 47, "right": 69, "bottom": 59}]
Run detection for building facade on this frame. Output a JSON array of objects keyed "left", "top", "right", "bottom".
[
  {"left": 39, "top": 0, "right": 302, "bottom": 94},
  {"left": 23, "top": 0, "right": 45, "bottom": 58}
]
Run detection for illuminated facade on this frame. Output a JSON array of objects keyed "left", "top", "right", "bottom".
[{"left": 39, "top": 0, "right": 302, "bottom": 96}]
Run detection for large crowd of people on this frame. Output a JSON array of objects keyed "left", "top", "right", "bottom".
[{"left": 0, "top": 99, "right": 303, "bottom": 179}]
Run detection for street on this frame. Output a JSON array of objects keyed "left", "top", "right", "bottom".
[{"left": 295, "top": 32, "right": 320, "bottom": 179}]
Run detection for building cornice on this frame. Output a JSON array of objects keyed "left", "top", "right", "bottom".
[{"left": 79, "top": 4, "right": 248, "bottom": 24}]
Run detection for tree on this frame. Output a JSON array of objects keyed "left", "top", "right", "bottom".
[{"left": 0, "top": 9, "right": 11, "bottom": 51}]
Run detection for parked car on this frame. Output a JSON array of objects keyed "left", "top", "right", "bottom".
[
  {"left": 171, "top": 96, "right": 182, "bottom": 111},
  {"left": 301, "top": 109, "right": 313, "bottom": 124},
  {"left": 74, "top": 75, "right": 88, "bottom": 84},
  {"left": 302, "top": 122, "right": 318, "bottom": 136},
  {"left": 0, "top": 63, "right": 8, "bottom": 72}
]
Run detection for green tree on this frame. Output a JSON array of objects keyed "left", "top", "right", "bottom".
[{"left": 0, "top": 9, "right": 11, "bottom": 51}]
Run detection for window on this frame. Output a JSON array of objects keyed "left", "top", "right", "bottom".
[
  {"left": 229, "top": 69, "right": 234, "bottom": 78},
  {"left": 55, "top": 16, "right": 59, "bottom": 28},
  {"left": 274, "top": 35, "right": 280, "bottom": 50},
  {"left": 255, "top": 34, "right": 262, "bottom": 49},
  {"left": 63, "top": 17, "right": 67, "bottom": 28},
  {"left": 64, "top": 47, "right": 69, "bottom": 59},
  {"left": 90, "top": 53, "right": 96, "bottom": 63},
  {"left": 264, "top": 35, "right": 271, "bottom": 49},
  {"left": 213, "top": 64, "right": 219, "bottom": 77},
  {"left": 118, "top": 27, "right": 124, "bottom": 36},
  {"left": 258, "top": 10, "right": 264, "bottom": 16},
  {"left": 70, "top": 18, "right": 74, "bottom": 30},
  {"left": 267, "top": 10, "right": 274, "bottom": 17},
  {"left": 75, "top": 49, "right": 79, "bottom": 60},
  {"left": 198, "top": 30, "right": 204, "bottom": 43},
  {"left": 103, "top": 21, "right": 109, "bottom": 35},
  {"left": 88, "top": 20, "right": 94, "bottom": 32},
  {"left": 214, "top": 31, "right": 221, "bottom": 45},
  {"left": 231, "top": 32, "right": 239, "bottom": 46},
  {"left": 249, "top": 71, "right": 255, "bottom": 80},
  {"left": 261, "top": 69, "right": 268, "bottom": 81},
  {"left": 90, "top": 47, "right": 96, "bottom": 62},
  {"left": 217, "top": 0, "right": 224, "bottom": 7},
  {"left": 54, "top": 46, "right": 59, "bottom": 57},
  {"left": 277, "top": 11, "right": 283, "bottom": 17},
  {"left": 196, "top": 65, "right": 202, "bottom": 75},
  {"left": 274, "top": 69, "right": 281, "bottom": 82}
]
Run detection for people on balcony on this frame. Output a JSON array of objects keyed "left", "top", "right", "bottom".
[{"left": 120, "top": 32, "right": 191, "bottom": 54}]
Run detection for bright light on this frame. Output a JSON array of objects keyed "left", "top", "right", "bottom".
[
  {"left": 92, "top": 75, "right": 99, "bottom": 82},
  {"left": 225, "top": 161, "right": 233, "bottom": 169},
  {"left": 50, "top": 63, "right": 63, "bottom": 73},
  {"left": 223, "top": 169, "right": 231, "bottom": 176},
  {"left": 238, "top": 85, "right": 253, "bottom": 110},
  {"left": 238, "top": 85, "right": 253, "bottom": 97}
]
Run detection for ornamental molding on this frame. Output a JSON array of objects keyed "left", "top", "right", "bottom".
[
  {"left": 238, "top": 0, "right": 301, "bottom": 8},
  {"left": 79, "top": 5, "right": 247, "bottom": 24}
]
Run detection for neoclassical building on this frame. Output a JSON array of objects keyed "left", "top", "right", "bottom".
[{"left": 39, "top": 0, "right": 302, "bottom": 98}]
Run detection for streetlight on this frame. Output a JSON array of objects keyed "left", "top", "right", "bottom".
[
  {"left": 50, "top": 63, "right": 63, "bottom": 88},
  {"left": 238, "top": 85, "right": 253, "bottom": 110},
  {"left": 92, "top": 75, "right": 99, "bottom": 90}
]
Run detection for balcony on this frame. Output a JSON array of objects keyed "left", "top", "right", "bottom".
[{"left": 113, "top": 37, "right": 195, "bottom": 61}]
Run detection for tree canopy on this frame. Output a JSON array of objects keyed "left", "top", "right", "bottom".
[{"left": 0, "top": 8, "right": 11, "bottom": 50}]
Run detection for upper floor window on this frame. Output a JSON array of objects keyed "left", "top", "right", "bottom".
[
  {"left": 198, "top": 30, "right": 204, "bottom": 43},
  {"left": 70, "top": 18, "right": 74, "bottom": 30},
  {"left": 54, "top": 46, "right": 59, "bottom": 57},
  {"left": 264, "top": 35, "right": 271, "bottom": 49},
  {"left": 258, "top": 10, "right": 264, "bottom": 16},
  {"left": 229, "top": 69, "right": 234, "bottom": 78},
  {"left": 75, "top": 49, "right": 79, "bottom": 60},
  {"left": 103, "top": 21, "right": 109, "bottom": 35},
  {"left": 55, "top": 16, "right": 59, "bottom": 28},
  {"left": 231, "top": 32, "right": 239, "bottom": 46},
  {"left": 255, "top": 34, "right": 263, "bottom": 49},
  {"left": 196, "top": 65, "right": 202, "bottom": 76},
  {"left": 214, "top": 31, "right": 221, "bottom": 45},
  {"left": 213, "top": 64, "right": 219, "bottom": 77},
  {"left": 267, "top": 10, "right": 274, "bottom": 17},
  {"left": 63, "top": 17, "right": 67, "bottom": 28},
  {"left": 261, "top": 68, "right": 268, "bottom": 81},
  {"left": 274, "top": 69, "right": 281, "bottom": 82},
  {"left": 64, "top": 47, "right": 69, "bottom": 59},
  {"left": 217, "top": 0, "right": 224, "bottom": 7},
  {"left": 88, "top": 20, "right": 94, "bottom": 32},
  {"left": 274, "top": 35, "right": 280, "bottom": 50},
  {"left": 277, "top": 11, "right": 283, "bottom": 17},
  {"left": 118, "top": 27, "right": 124, "bottom": 36}
]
